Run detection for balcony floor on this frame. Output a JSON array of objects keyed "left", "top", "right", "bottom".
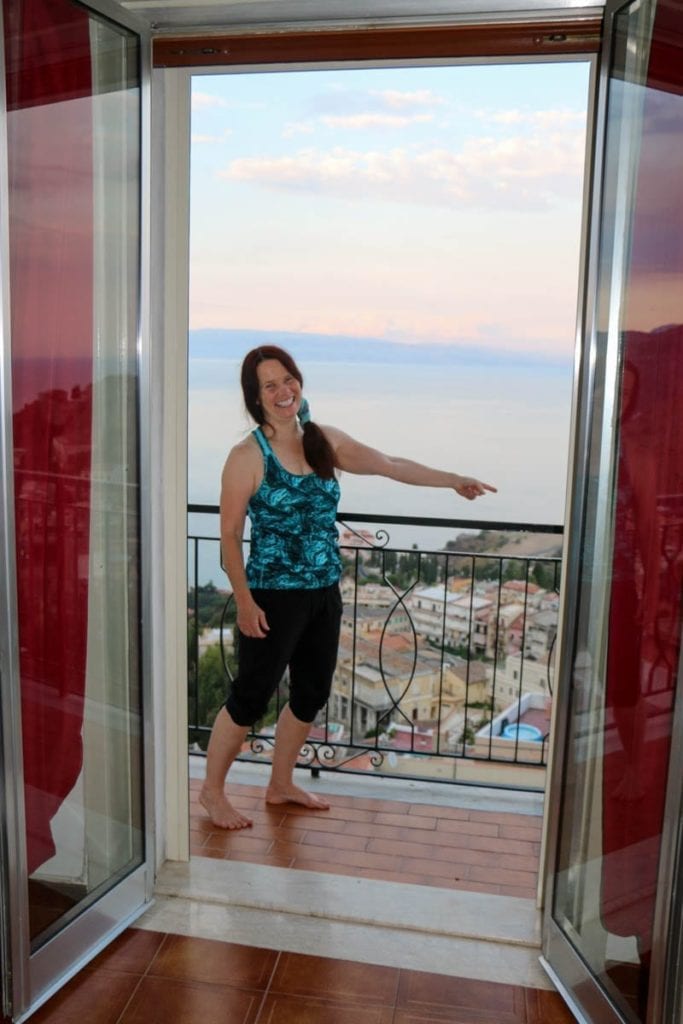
[
  {"left": 189, "top": 759, "right": 543, "bottom": 899},
  {"left": 26, "top": 926, "right": 575, "bottom": 1024},
  {"left": 19, "top": 764, "right": 574, "bottom": 1022}
]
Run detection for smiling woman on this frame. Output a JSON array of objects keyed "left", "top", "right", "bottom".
[{"left": 199, "top": 343, "right": 495, "bottom": 829}]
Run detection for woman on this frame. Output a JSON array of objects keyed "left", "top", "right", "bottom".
[{"left": 200, "top": 345, "right": 496, "bottom": 829}]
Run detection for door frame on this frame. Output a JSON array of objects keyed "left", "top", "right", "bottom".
[
  {"left": 0, "top": 2, "right": 156, "bottom": 1020},
  {"left": 154, "top": 10, "right": 602, "bottom": 871}
]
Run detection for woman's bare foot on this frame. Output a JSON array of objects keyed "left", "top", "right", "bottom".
[
  {"left": 199, "top": 785, "right": 253, "bottom": 829},
  {"left": 265, "top": 783, "right": 330, "bottom": 810}
]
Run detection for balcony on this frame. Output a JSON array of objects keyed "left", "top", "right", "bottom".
[
  {"left": 179, "top": 508, "right": 561, "bottom": 963},
  {"left": 187, "top": 506, "right": 562, "bottom": 793}
]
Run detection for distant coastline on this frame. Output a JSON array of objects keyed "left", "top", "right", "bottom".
[{"left": 189, "top": 328, "right": 572, "bottom": 373}]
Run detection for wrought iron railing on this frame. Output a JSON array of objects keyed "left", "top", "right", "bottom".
[{"left": 188, "top": 504, "right": 563, "bottom": 791}]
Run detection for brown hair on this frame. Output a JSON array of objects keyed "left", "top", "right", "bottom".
[{"left": 240, "top": 345, "right": 336, "bottom": 479}]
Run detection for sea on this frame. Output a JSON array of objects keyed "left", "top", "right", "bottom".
[{"left": 188, "top": 329, "right": 573, "bottom": 588}]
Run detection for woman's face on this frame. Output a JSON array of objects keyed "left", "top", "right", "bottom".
[{"left": 256, "top": 359, "right": 302, "bottom": 426}]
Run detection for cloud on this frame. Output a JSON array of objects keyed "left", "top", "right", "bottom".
[
  {"left": 221, "top": 127, "right": 586, "bottom": 210},
  {"left": 192, "top": 92, "right": 228, "bottom": 111},
  {"left": 475, "top": 107, "right": 586, "bottom": 129},
  {"left": 320, "top": 112, "right": 434, "bottom": 130},
  {"left": 283, "top": 111, "right": 434, "bottom": 136},
  {"left": 371, "top": 88, "right": 446, "bottom": 111},
  {"left": 283, "top": 119, "right": 317, "bottom": 137},
  {"left": 192, "top": 129, "right": 233, "bottom": 144}
]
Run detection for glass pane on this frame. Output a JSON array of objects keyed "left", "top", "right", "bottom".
[
  {"left": 552, "top": 0, "right": 683, "bottom": 1019},
  {"left": 4, "top": 1, "right": 143, "bottom": 947}
]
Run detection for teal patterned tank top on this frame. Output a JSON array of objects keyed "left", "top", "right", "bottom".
[{"left": 246, "top": 428, "right": 341, "bottom": 589}]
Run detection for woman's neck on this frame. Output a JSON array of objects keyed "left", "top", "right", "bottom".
[{"left": 261, "top": 419, "right": 301, "bottom": 444}]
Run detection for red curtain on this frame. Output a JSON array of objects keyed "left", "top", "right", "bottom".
[
  {"left": 4, "top": 0, "right": 93, "bottom": 874},
  {"left": 601, "top": 0, "right": 683, "bottom": 966}
]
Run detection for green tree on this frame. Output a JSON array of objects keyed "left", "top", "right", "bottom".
[{"left": 532, "top": 560, "right": 561, "bottom": 591}]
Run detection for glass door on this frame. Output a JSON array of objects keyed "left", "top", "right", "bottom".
[
  {"left": 0, "top": 1, "right": 152, "bottom": 1019},
  {"left": 543, "top": 0, "right": 683, "bottom": 1021}
]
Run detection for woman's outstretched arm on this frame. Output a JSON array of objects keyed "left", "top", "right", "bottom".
[{"left": 322, "top": 425, "right": 497, "bottom": 501}]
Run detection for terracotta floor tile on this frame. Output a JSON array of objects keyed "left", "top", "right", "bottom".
[
  {"left": 188, "top": 815, "right": 219, "bottom": 835},
  {"left": 270, "top": 951, "right": 399, "bottom": 1006},
  {"left": 202, "top": 832, "right": 274, "bottom": 855},
  {"left": 194, "top": 848, "right": 295, "bottom": 870},
  {"left": 190, "top": 808, "right": 287, "bottom": 829},
  {"left": 237, "top": 822, "right": 307, "bottom": 844},
  {"left": 409, "top": 804, "right": 470, "bottom": 822},
  {"left": 300, "top": 829, "right": 370, "bottom": 852},
  {"left": 190, "top": 791, "right": 260, "bottom": 812},
  {"left": 525, "top": 986, "right": 577, "bottom": 1023},
  {"left": 256, "top": 993, "right": 394, "bottom": 1023},
  {"left": 280, "top": 804, "right": 376, "bottom": 823},
  {"left": 291, "top": 816, "right": 387, "bottom": 839},
  {"left": 393, "top": 1007, "right": 520, "bottom": 1023},
  {"left": 444, "top": 833, "right": 538, "bottom": 858},
  {"left": 29, "top": 968, "right": 140, "bottom": 1024},
  {"left": 414, "top": 827, "right": 505, "bottom": 852},
  {"left": 497, "top": 883, "right": 538, "bottom": 899},
  {"left": 119, "top": 975, "right": 261, "bottom": 1024},
  {"left": 374, "top": 812, "right": 438, "bottom": 830},
  {"left": 396, "top": 971, "right": 526, "bottom": 1020},
  {"left": 445, "top": 846, "right": 538, "bottom": 873},
  {"left": 192, "top": 845, "right": 231, "bottom": 860},
  {"left": 187, "top": 780, "right": 542, "bottom": 898},
  {"left": 267, "top": 839, "right": 314, "bottom": 861},
  {"left": 434, "top": 819, "right": 513, "bottom": 842},
  {"left": 367, "top": 836, "right": 460, "bottom": 862},
  {"left": 468, "top": 864, "right": 537, "bottom": 889},
  {"left": 468, "top": 809, "right": 540, "bottom": 827},
  {"left": 301, "top": 844, "right": 403, "bottom": 872},
  {"left": 330, "top": 795, "right": 407, "bottom": 813},
  {"left": 86, "top": 928, "right": 166, "bottom": 975},
  {"left": 398, "top": 856, "right": 469, "bottom": 882},
  {"left": 289, "top": 858, "right": 363, "bottom": 880},
  {"left": 498, "top": 824, "right": 543, "bottom": 842},
  {"left": 227, "top": 850, "right": 296, "bottom": 868},
  {"left": 148, "top": 934, "right": 277, "bottom": 989}
]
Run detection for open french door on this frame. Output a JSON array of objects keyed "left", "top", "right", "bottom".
[
  {"left": 542, "top": 0, "right": 683, "bottom": 1021},
  {"left": 0, "top": 1, "right": 153, "bottom": 1020}
]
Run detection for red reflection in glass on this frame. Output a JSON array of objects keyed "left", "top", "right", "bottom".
[
  {"left": 5, "top": 0, "right": 94, "bottom": 874},
  {"left": 602, "top": 0, "right": 683, "bottom": 1010}
]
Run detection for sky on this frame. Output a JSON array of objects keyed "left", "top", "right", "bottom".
[{"left": 190, "top": 60, "right": 591, "bottom": 360}]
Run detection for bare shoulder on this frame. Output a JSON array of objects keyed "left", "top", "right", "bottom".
[
  {"left": 222, "top": 435, "right": 261, "bottom": 486},
  {"left": 229, "top": 435, "right": 260, "bottom": 462},
  {"left": 319, "top": 423, "right": 352, "bottom": 449}
]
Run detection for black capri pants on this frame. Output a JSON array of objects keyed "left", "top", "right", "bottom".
[{"left": 226, "top": 584, "right": 342, "bottom": 727}]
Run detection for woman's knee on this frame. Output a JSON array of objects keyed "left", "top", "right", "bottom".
[
  {"left": 225, "top": 687, "right": 272, "bottom": 728},
  {"left": 288, "top": 681, "right": 331, "bottom": 724}
]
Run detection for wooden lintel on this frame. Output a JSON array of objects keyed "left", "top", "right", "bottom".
[{"left": 153, "top": 18, "right": 603, "bottom": 69}]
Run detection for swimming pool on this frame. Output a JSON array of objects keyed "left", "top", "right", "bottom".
[{"left": 502, "top": 723, "right": 543, "bottom": 742}]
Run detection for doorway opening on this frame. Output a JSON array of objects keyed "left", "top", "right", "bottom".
[{"left": 185, "top": 56, "right": 592, "bottom": 897}]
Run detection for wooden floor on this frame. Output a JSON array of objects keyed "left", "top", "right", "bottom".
[
  {"left": 189, "top": 778, "right": 541, "bottom": 899},
  {"left": 23, "top": 928, "right": 576, "bottom": 1024}
]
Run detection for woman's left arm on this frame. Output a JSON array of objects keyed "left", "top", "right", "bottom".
[{"left": 322, "top": 426, "right": 497, "bottom": 501}]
